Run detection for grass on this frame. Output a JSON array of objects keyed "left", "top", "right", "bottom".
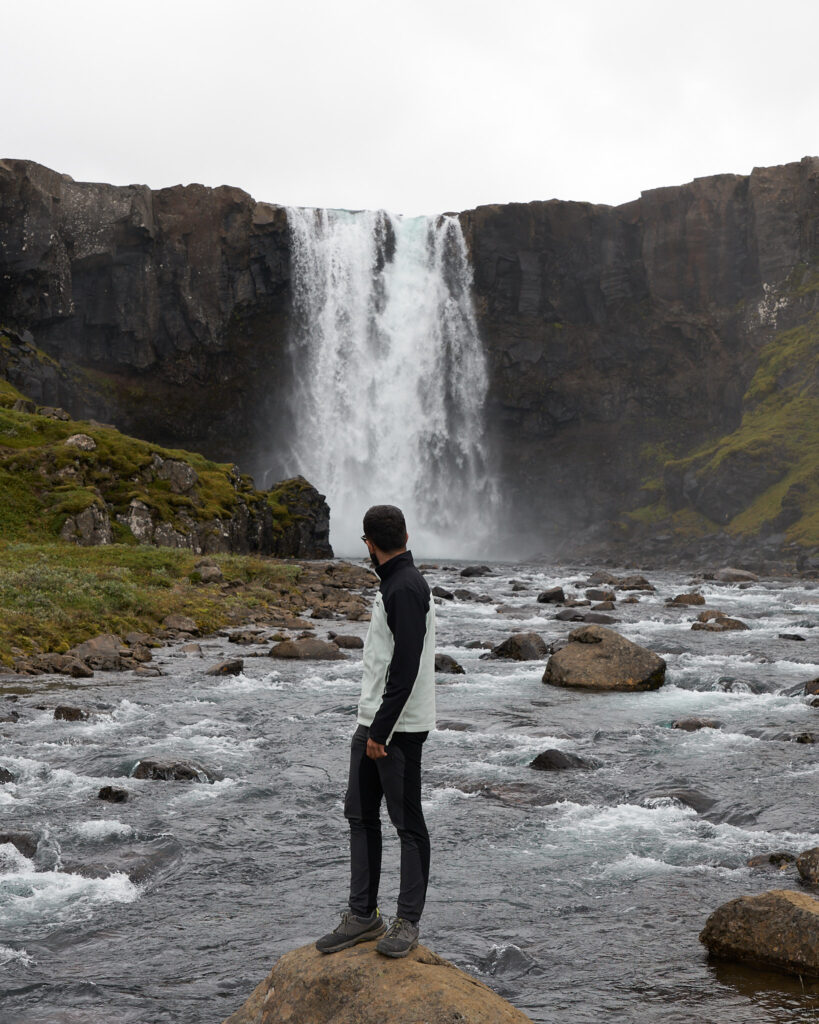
[{"left": 0, "top": 543, "right": 303, "bottom": 667}]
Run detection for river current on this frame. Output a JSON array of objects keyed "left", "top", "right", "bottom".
[{"left": 1, "top": 562, "right": 818, "bottom": 1024}]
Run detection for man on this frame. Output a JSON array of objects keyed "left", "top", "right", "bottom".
[{"left": 316, "top": 504, "right": 436, "bottom": 959}]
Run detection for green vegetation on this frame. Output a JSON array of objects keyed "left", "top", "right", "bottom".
[{"left": 0, "top": 543, "right": 302, "bottom": 667}]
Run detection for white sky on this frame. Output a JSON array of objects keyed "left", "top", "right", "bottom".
[{"left": 2, "top": 0, "right": 818, "bottom": 216}]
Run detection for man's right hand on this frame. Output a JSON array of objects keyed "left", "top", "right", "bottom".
[{"left": 366, "top": 738, "right": 387, "bottom": 759}]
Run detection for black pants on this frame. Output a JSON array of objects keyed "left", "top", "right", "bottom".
[{"left": 344, "top": 724, "right": 430, "bottom": 923}]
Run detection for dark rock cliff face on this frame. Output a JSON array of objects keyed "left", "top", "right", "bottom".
[
  {"left": 459, "top": 158, "right": 819, "bottom": 549},
  {"left": 2, "top": 157, "right": 818, "bottom": 557}
]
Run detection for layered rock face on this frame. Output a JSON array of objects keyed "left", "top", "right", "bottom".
[{"left": 2, "top": 157, "right": 818, "bottom": 552}]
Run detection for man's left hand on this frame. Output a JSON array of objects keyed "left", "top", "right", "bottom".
[{"left": 366, "top": 739, "right": 387, "bottom": 759}]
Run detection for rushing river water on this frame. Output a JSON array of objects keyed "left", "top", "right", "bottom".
[{"left": 1, "top": 562, "right": 818, "bottom": 1024}]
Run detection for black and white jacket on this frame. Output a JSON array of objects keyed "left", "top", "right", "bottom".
[{"left": 357, "top": 551, "right": 436, "bottom": 744}]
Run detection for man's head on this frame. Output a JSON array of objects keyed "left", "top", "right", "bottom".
[{"left": 362, "top": 505, "right": 408, "bottom": 562}]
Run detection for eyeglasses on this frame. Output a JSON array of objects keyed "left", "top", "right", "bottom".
[{"left": 361, "top": 534, "right": 368, "bottom": 543}]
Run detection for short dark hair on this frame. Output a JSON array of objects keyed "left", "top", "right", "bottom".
[{"left": 363, "top": 505, "right": 407, "bottom": 552}]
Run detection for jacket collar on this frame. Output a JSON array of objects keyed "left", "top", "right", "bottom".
[{"left": 376, "top": 549, "right": 414, "bottom": 582}]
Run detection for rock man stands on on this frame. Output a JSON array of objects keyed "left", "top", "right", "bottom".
[{"left": 316, "top": 505, "right": 436, "bottom": 959}]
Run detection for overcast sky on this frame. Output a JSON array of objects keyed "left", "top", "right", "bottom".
[{"left": 3, "top": 0, "right": 818, "bottom": 216}]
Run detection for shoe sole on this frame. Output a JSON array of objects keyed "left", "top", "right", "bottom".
[
  {"left": 316, "top": 922, "right": 387, "bottom": 954},
  {"left": 376, "top": 939, "right": 418, "bottom": 958}
]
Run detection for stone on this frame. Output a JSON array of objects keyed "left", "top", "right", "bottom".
[
  {"left": 453, "top": 588, "right": 493, "bottom": 603},
  {"left": 0, "top": 831, "right": 38, "bottom": 859},
  {"left": 434, "top": 653, "right": 465, "bottom": 675},
  {"left": 38, "top": 406, "right": 70, "bottom": 420},
  {"left": 529, "top": 749, "right": 589, "bottom": 771},
  {"left": 555, "top": 608, "right": 587, "bottom": 622},
  {"left": 543, "top": 625, "right": 666, "bottom": 691},
  {"left": 130, "top": 644, "right": 152, "bottom": 663},
  {"left": 198, "top": 564, "right": 223, "bottom": 584},
  {"left": 68, "top": 633, "right": 128, "bottom": 670},
  {"left": 98, "top": 785, "right": 129, "bottom": 803},
  {"left": 64, "top": 433, "right": 97, "bottom": 451},
  {"left": 714, "top": 567, "right": 760, "bottom": 583},
  {"left": 460, "top": 564, "right": 492, "bottom": 577},
  {"left": 587, "top": 571, "right": 618, "bottom": 586},
  {"left": 221, "top": 941, "right": 535, "bottom": 1024},
  {"left": 778, "top": 633, "right": 805, "bottom": 641},
  {"left": 616, "top": 575, "right": 655, "bottom": 592},
  {"left": 328, "top": 634, "right": 364, "bottom": 650},
  {"left": 691, "top": 615, "right": 749, "bottom": 632},
  {"left": 0, "top": 767, "right": 15, "bottom": 783},
  {"left": 131, "top": 759, "right": 214, "bottom": 783},
  {"left": 672, "top": 717, "right": 722, "bottom": 731},
  {"left": 162, "top": 614, "right": 199, "bottom": 634},
  {"left": 537, "top": 586, "right": 565, "bottom": 603},
  {"left": 206, "top": 659, "right": 244, "bottom": 677},
  {"left": 804, "top": 678, "right": 819, "bottom": 696},
  {"left": 591, "top": 600, "right": 615, "bottom": 611},
  {"left": 54, "top": 705, "right": 89, "bottom": 721},
  {"left": 59, "top": 503, "right": 114, "bottom": 546},
  {"left": 699, "top": 889, "right": 819, "bottom": 978},
  {"left": 795, "top": 733, "right": 815, "bottom": 744},
  {"left": 797, "top": 847, "right": 819, "bottom": 885},
  {"left": 431, "top": 586, "right": 454, "bottom": 600},
  {"left": 0, "top": 708, "right": 20, "bottom": 723},
  {"left": 269, "top": 638, "right": 345, "bottom": 660},
  {"left": 666, "top": 592, "right": 705, "bottom": 606},
  {"left": 228, "top": 630, "right": 266, "bottom": 645},
  {"left": 585, "top": 588, "right": 615, "bottom": 602},
  {"left": 487, "top": 633, "right": 550, "bottom": 661},
  {"left": 747, "top": 852, "right": 795, "bottom": 869},
  {"left": 12, "top": 397, "right": 36, "bottom": 413},
  {"left": 155, "top": 457, "right": 198, "bottom": 494},
  {"left": 181, "top": 643, "right": 202, "bottom": 655}
]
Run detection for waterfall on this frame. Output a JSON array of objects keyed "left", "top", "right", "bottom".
[{"left": 284, "top": 207, "right": 497, "bottom": 557}]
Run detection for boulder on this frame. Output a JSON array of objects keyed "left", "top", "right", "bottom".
[
  {"left": 747, "top": 852, "right": 795, "bottom": 869},
  {"left": 714, "top": 567, "right": 760, "bottom": 583},
  {"left": 59, "top": 503, "right": 114, "bottom": 546},
  {"left": 431, "top": 586, "right": 454, "bottom": 600},
  {"left": 778, "top": 633, "right": 805, "bottom": 641},
  {"left": 0, "top": 831, "right": 38, "bottom": 859},
  {"left": 460, "top": 565, "right": 492, "bottom": 577},
  {"left": 543, "top": 625, "right": 666, "bottom": 691},
  {"left": 435, "top": 653, "right": 465, "bottom": 675},
  {"left": 691, "top": 615, "right": 749, "bottom": 632},
  {"left": 198, "top": 564, "right": 224, "bottom": 584},
  {"left": 615, "top": 575, "right": 655, "bottom": 592},
  {"left": 206, "top": 659, "right": 244, "bottom": 677},
  {"left": 529, "top": 749, "right": 589, "bottom": 771},
  {"left": 162, "top": 614, "right": 199, "bottom": 634},
  {"left": 54, "top": 705, "right": 89, "bottom": 722},
  {"left": 327, "top": 634, "right": 364, "bottom": 650},
  {"left": 0, "top": 708, "right": 20, "bottom": 723},
  {"left": 699, "top": 889, "right": 819, "bottom": 978},
  {"left": 797, "top": 847, "right": 819, "bottom": 885},
  {"left": 269, "top": 638, "right": 345, "bottom": 660},
  {"left": 487, "top": 633, "right": 550, "bottom": 661},
  {"left": 0, "top": 767, "right": 16, "bottom": 784},
  {"left": 64, "top": 433, "right": 97, "bottom": 451},
  {"left": 454, "top": 588, "right": 493, "bottom": 603},
  {"left": 672, "top": 717, "right": 722, "bottom": 731},
  {"left": 666, "top": 593, "right": 705, "bottom": 606},
  {"left": 228, "top": 630, "right": 267, "bottom": 645},
  {"left": 804, "top": 678, "right": 819, "bottom": 696},
  {"left": 591, "top": 600, "right": 615, "bottom": 611},
  {"left": 98, "top": 785, "right": 129, "bottom": 803},
  {"left": 131, "top": 759, "right": 214, "bottom": 783},
  {"left": 585, "top": 588, "right": 615, "bottom": 602},
  {"left": 68, "top": 633, "right": 128, "bottom": 670},
  {"left": 221, "top": 941, "right": 534, "bottom": 1024},
  {"left": 537, "top": 586, "right": 565, "bottom": 604},
  {"left": 587, "top": 570, "right": 618, "bottom": 586}
]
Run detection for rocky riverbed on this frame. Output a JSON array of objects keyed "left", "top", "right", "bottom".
[{"left": 1, "top": 559, "right": 818, "bottom": 1023}]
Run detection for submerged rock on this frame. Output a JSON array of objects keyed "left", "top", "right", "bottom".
[
  {"left": 747, "top": 852, "right": 796, "bottom": 869},
  {"left": 131, "top": 759, "right": 214, "bottom": 783},
  {"left": 434, "top": 653, "right": 465, "bottom": 675},
  {"left": 713, "top": 567, "right": 760, "bottom": 583},
  {"left": 486, "top": 633, "right": 550, "bottom": 661},
  {"left": 666, "top": 592, "right": 705, "bottom": 606},
  {"left": 0, "top": 831, "right": 38, "bottom": 859},
  {"left": 529, "top": 749, "right": 589, "bottom": 771},
  {"left": 699, "top": 889, "right": 819, "bottom": 978},
  {"left": 460, "top": 565, "right": 493, "bottom": 577},
  {"left": 0, "top": 767, "right": 16, "bottom": 784},
  {"left": 269, "top": 638, "right": 345, "bottom": 660},
  {"left": 54, "top": 705, "right": 89, "bottom": 722},
  {"left": 672, "top": 717, "right": 722, "bottom": 731},
  {"left": 543, "top": 625, "right": 666, "bottom": 691},
  {"left": 221, "top": 941, "right": 535, "bottom": 1024},
  {"left": 206, "top": 659, "right": 244, "bottom": 677},
  {"left": 98, "top": 785, "right": 129, "bottom": 803},
  {"left": 691, "top": 613, "right": 749, "bottom": 632}
]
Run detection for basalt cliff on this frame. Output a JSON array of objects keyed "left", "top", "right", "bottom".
[{"left": 1, "top": 157, "right": 817, "bottom": 562}]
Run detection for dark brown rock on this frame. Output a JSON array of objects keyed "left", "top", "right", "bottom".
[
  {"left": 0, "top": 767, "right": 15, "bottom": 784},
  {"left": 0, "top": 831, "right": 38, "bottom": 859},
  {"left": 54, "top": 705, "right": 89, "bottom": 721},
  {"left": 131, "top": 759, "right": 214, "bottom": 783},
  {"left": 206, "top": 659, "right": 244, "bottom": 677},
  {"left": 529, "top": 749, "right": 589, "bottom": 771},
  {"left": 699, "top": 889, "right": 819, "bottom": 978},
  {"left": 162, "top": 614, "right": 199, "bottom": 634},
  {"left": 487, "top": 633, "right": 550, "bottom": 661},
  {"left": 666, "top": 592, "right": 705, "bottom": 606},
  {"left": 672, "top": 717, "right": 722, "bottom": 731},
  {"left": 747, "top": 852, "right": 795, "bottom": 869},
  {"left": 431, "top": 586, "right": 454, "bottom": 600},
  {"left": 616, "top": 575, "right": 655, "bottom": 592},
  {"left": 327, "top": 634, "right": 364, "bottom": 650},
  {"left": 585, "top": 588, "right": 615, "bottom": 602},
  {"left": 543, "top": 625, "right": 666, "bottom": 691},
  {"left": 537, "top": 586, "right": 565, "bottom": 603},
  {"left": 98, "top": 785, "right": 129, "bottom": 803},
  {"left": 269, "top": 638, "right": 345, "bottom": 660},
  {"left": 804, "top": 678, "right": 819, "bottom": 696},
  {"left": 460, "top": 565, "right": 492, "bottom": 577},
  {"left": 691, "top": 615, "right": 749, "bottom": 632},
  {"left": 797, "top": 848, "right": 819, "bottom": 885},
  {"left": 434, "top": 653, "right": 465, "bottom": 675}
]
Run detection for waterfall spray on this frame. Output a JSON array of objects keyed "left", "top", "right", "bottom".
[{"left": 285, "top": 207, "right": 497, "bottom": 557}]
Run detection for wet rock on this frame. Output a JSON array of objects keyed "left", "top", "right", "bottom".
[
  {"left": 135, "top": 666, "right": 163, "bottom": 677},
  {"left": 181, "top": 643, "right": 203, "bottom": 655},
  {"left": 454, "top": 588, "right": 493, "bottom": 603},
  {"left": 647, "top": 789, "right": 716, "bottom": 813},
  {"left": 98, "top": 785, "right": 129, "bottom": 803},
  {"left": 63, "top": 836, "right": 182, "bottom": 884},
  {"left": 778, "top": 633, "right": 806, "bottom": 641},
  {"left": 206, "top": 659, "right": 244, "bottom": 676},
  {"left": 68, "top": 633, "right": 128, "bottom": 670},
  {"left": 0, "top": 768, "right": 15, "bottom": 784},
  {"left": 666, "top": 592, "right": 706, "bottom": 606},
  {"left": 537, "top": 586, "right": 565, "bottom": 604},
  {"left": 486, "top": 633, "right": 550, "bottom": 661},
  {"left": 616, "top": 575, "right": 655, "bottom": 592},
  {"left": 131, "top": 759, "right": 214, "bottom": 783},
  {"left": 804, "top": 678, "right": 819, "bottom": 696},
  {"left": 0, "top": 831, "right": 38, "bottom": 859},
  {"left": 795, "top": 732, "right": 815, "bottom": 744},
  {"left": 228, "top": 629, "right": 266, "bottom": 645},
  {"left": 269, "top": 638, "right": 345, "bottom": 660},
  {"left": 327, "top": 634, "right": 364, "bottom": 650},
  {"left": 54, "top": 705, "right": 89, "bottom": 721},
  {"left": 555, "top": 607, "right": 587, "bottom": 622},
  {"left": 435, "top": 654, "right": 465, "bottom": 675},
  {"left": 621, "top": 595, "right": 640, "bottom": 604},
  {"left": 563, "top": 598, "right": 590, "bottom": 607},
  {"left": 581, "top": 611, "right": 617, "bottom": 624},
  {"left": 797, "top": 848, "right": 819, "bottom": 885},
  {"left": 162, "top": 614, "right": 199, "bottom": 634},
  {"left": 130, "top": 644, "right": 153, "bottom": 663},
  {"left": 463, "top": 640, "right": 494, "bottom": 650},
  {"left": 543, "top": 625, "right": 666, "bottom": 692},
  {"left": 587, "top": 570, "right": 618, "bottom": 586},
  {"left": 699, "top": 889, "right": 819, "bottom": 978},
  {"left": 747, "top": 852, "right": 796, "bottom": 869},
  {"left": 221, "top": 941, "right": 534, "bottom": 1024},
  {"left": 585, "top": 588, "right": 615, "bottom": 602},
  {"left": 672, "top": 717, "right": 722, "bottom": 731},
  {"left": 529, "top": 749, "right": 589, "bottom": 771},
  {"left": 591, "top": 600, "right": 615, "bottom": 611},
  {"left": 714, "top": 567, "right": 760, "bottom": 583},
  {"left": 431, "top": 586, "right": 454, "bottom": 600},
  {"left": 691, "top": 614, "right": 750, "bottom": 632},
  {"left": 460, "top": 565, "right": 493, "bottom": 577},
  {"left": 0, "top": 708, "right": 20, "bottom": 723}
]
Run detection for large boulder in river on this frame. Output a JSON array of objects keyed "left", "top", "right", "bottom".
[
  {"left": 699, "top": 890, "right": 819, "bottom": 978},
  {"left": 543, "top": 625, "right": 666, "bottom": 691},
  {"left": 269, "top": 638, "right": 345, "bottom": 660},
  {"left": 487, "top": 633, "right": 550, "bottom": 661},
  {"left": 797, "top": 847, "right": 819, "bottom": 885},
  {"left": 713, "top": 566, "right": 760, "bottom": 583},
  {"left": 222, "top": 941, "right": 534, "bottom": 1024}
]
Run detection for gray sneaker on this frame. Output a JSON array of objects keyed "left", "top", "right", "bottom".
[
  {"left": 315, "top": 908, "right": 387, "bottom": 954},
  {"left": 375, "top": 916, "right": 419, "bottom": 958}
]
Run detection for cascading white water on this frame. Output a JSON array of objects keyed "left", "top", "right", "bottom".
[{"left": 285, "top": 207, "right": 497, "bottom": 557}]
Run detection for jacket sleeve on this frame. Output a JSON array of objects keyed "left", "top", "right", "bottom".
[{"left": 367, "top": 585, "right": 428, "bottom": 744}]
